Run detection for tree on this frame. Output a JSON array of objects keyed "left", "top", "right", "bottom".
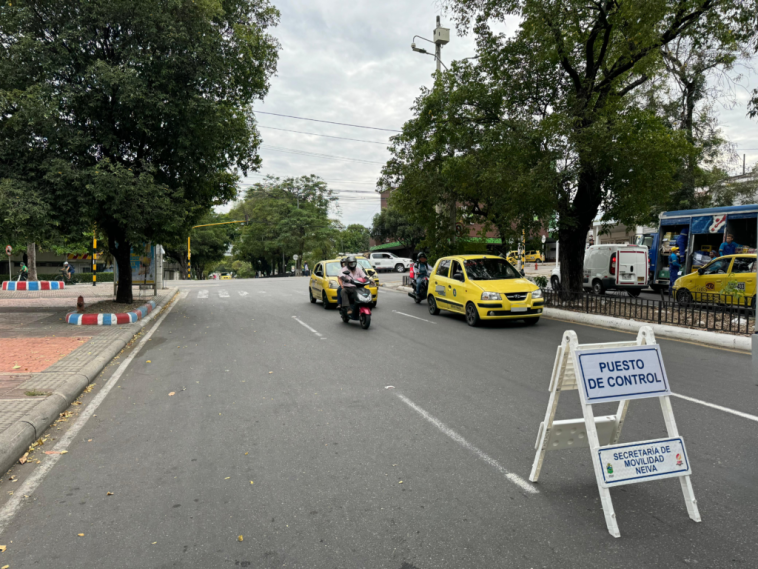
[
  {"left": 339, "top": 224, "right": 371, "bottom": 253},
  {"left": 0, "top": 0, "right": 280, "bottom": 301},
  {"left": 433, "top": 0, "right": 755, "bottom": 291},
  {"left": 232, "top": 176, "right": 338, "bottom": 275},
  {"left": 164, "top": 213, "right": 237, "bottom": 280},
  {"left": 370, "top": 207, "right": 426, "bottom": 253}
]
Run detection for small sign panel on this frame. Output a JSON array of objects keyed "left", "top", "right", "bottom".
[
  {"left": 598, "top": 437, "right": 691, "bottom": 487},
  {"left": 574, "top": 345, "right": 670, "bottom": 404}
]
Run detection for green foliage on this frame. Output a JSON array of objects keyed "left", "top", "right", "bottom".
[
  {"left": 231, "top": 176, "right": 339, "bottom": 274},
  {"left": 370, "top": 207, "right": 426, "bottom": 252},
  {"left": 0, "top": 0, "right": 280, "bottom": 300},
  {"left": 532, "top": 275, "right": 548, "bottom": 289},
  {"left": 339, "top": 224, "right": 371, "bottom": 253},
  {"left": 392, "top": 0, "right": 756, "bottom": 290},
  {"left": 164, "top": 212, "right": 237, "bottom": 279}
]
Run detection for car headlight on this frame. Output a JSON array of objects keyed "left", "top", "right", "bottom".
[
  {"left": 328, "top": 280, "right": 339, "bottom": 289},
  {"left": 481, "top": 292, "right": 502, "bottom": 301},
  {"left": 531, "top": 289, "right": 543, "bottom": 299}
]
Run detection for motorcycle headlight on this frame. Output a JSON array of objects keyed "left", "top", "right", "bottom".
[
  {"left": 481, "top": 292, "right": 502, "bottom": 301},
  {"left": 328, "top": 280, "right": 339, "bottom": 289},
  {"left": 531, "top": 289, "right": 543, "bottom": 299}
]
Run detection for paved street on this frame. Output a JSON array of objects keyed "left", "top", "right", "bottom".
[{"left": 0, "top": 277, "right": 756, "bottom": 568}]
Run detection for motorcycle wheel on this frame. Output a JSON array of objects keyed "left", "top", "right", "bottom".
[{"left": 359, "top": 313, "right": 371, "bottom": 329}]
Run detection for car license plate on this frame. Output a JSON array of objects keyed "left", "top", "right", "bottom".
[
  {"left": 511, "top": 306, "right": 527, "bottom": 313},
  {"left": 637, "top": 277, "right": 644, "bottom": 282}
]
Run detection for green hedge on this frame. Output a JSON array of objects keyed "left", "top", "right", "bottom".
[{"left": 36, "top": 272, "right": 115, "bottom": 283}]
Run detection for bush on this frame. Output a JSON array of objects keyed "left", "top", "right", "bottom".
[{"left": 532, "top": 275, "right": 548, "bottom": 289}]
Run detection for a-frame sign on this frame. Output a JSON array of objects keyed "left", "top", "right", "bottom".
[{"left": 530, "top": 326, "right": 701, "bottom": 537}]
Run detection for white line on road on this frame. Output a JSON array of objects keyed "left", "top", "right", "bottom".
[
  {"left": 0, "top": 293, "right": 182, "bottom": 537},
  {"left": 218, "top": 290, "right": 230, "bottom": 298},
  {"left": 292, "top": 316, "right": 323, "bottom": 338},
  {"left": 238, "top": 291, "right": 249, "bottom": 297},
  {"left": 197, "top": 290, "right": 209, "bottom": 299},
  {"left": 671, "top": 392, "right": 758, "bottom": 423},
  {"left": 394, "top": 393, "right": 538, "bottom": 494},
  {"left": 392, "top": 310, "right": 435, "bottom": 324}
]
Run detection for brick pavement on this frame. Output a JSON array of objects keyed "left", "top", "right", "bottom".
[{"left": 0, "top": 337, "right": 90, "bottom": 373}]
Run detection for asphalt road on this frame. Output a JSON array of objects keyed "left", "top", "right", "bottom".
[{"left": 0, "top": 277, "right": 756, "bottom": 568}]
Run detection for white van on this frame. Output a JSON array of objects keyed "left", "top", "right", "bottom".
[{"left": 551, "top": 244, "right": 649, "bottom": 296}]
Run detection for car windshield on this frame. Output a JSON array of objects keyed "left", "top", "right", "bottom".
[
  {"left": 463, "top": 258, "right": 521, "bottom": 280},
  {"left": 358, "top": 259, "right": 373, "bottom": 271},
  {"left": 325, "top": 262, "right": 342, "bottom": 277}
]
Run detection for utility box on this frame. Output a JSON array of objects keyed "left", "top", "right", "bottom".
[{"left": 434, "top": 26, "right": 450, "bottom": 45}]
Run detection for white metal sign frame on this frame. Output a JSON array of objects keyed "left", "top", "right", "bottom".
[{"left": 529, "top": 326, "right": 700, "bottom": 537}]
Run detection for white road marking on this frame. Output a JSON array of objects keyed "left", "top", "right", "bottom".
[
  {"left": 395, "top": 393, "right": 538, "bottom": 494},
  {"left": 259, "top": 291, "right": 267, "bottom": 294},
  {"left": 0, "top": 293, "right": 182, "bottom": 537},
  {"left": 238, "top": 291, "right": 249, "bottom": 297},
  {"left": 292, "top": 316, "right": 323, "bottom": 338},
  {"left": 197, "top": 290, "right": 209, "bottom": 299},
  {"left": 218, "top": 290, "right": 230, "bottom": 298},
  {"left": 392, "top": 310, "right": 435, "bottom": 324},
  {"left": 671, "top": 392, "right": 758, "bottom": 423}
]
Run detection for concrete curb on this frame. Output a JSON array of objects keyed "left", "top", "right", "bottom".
[
  {"left": 0, "top": 288, "right": 179, "bottom": 475},
  {"left": 2, "top": 281, "right": 65, "bottom": 291},
  {"left": 542, "top": 307, "right": 751, "bottom": 351},
  {"left": 64, "top": 300, "right": 156, "bottom": 325}
]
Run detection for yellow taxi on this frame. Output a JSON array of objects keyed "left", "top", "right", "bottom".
[
  {"left": 427, "top": 255, "right": 544, "bottom": 326},
  {"left": 220, "top": 272, "right": 232, "bottom": 280},
  {"left": 673, "top": 254, "right": 756, "bottom": 307},
  {"left": 506, "top": 250, "right": 545, "bottom": 264},
  {"left": 309, "top": 257, "right": 379, "bottom": 309}
]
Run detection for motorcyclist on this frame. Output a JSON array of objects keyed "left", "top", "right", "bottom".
[
  {"left": 413, "top": 252, "right": 433, "bottom": 298},
  {"left": 338, "top": 255, "right": 367, "bottom": 309},
  {"left": 336, "top": 257, "right": 347, "bottom": 309},
  {"left": 18, "top": 262, "right": 29, "bottom": 281},
  {"left": 669, "top": 246, "right": 681, "bottom": 294},
  {"left": 61, "top": 261, "right": 72, "bottom": 282}
]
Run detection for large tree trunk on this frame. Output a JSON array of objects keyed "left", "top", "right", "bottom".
[
  {"left": 110, "top": 233, "right": 133, "bottom": 303},
  {"left": 27, "top": 242, "right": 37, "bottom": 281},
  {"left": 558, "top": 167, "right": 604, "bottom": 293}
]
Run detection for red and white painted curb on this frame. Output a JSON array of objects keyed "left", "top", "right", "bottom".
[
  {"left": 2, "top": 281, "right": 65, "bottom": 291},
  {"left": 66, "top": 300, "right": 156, "bottom": 326}
]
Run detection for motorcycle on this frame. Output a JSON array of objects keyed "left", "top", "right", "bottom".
[
  {"left": 408, "top": 276, "right": 428, "bottom": 304},
  {"left": 339, "top": 277, "right": 373, "bottom": 330}
]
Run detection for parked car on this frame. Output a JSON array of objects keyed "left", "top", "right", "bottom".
[
  {"left": 551, "top": 244, "right": 649, "bottom": 296},
  {"left": 672, "top": 254, "right": 756, "bottom": 307},
  {"left": 368, "top": 252, "right": 412, "bottom": 273},
  {"left": 220, "top": 272, "right": 232, "bottom": 280},
  {"left": 506, "top": 250, "right": 545, "bottom": 265}
]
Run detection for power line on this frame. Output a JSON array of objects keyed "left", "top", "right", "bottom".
[
  {"left": 258, "top": 125, "right": 389, "bottom": 145},
  {"left": 242, "top": 173, "right": 377, "bottom": 185},
  {"left": 256, "top": 111, "right": 402, "bottom": 133},
  {"left": 261, "top": 145, "right": 386, "bottom": 165}
]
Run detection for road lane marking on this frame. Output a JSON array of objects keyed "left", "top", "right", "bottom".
[
  {"left": 238, "top": 291, "right": 249, "bottom": 297},
  {"left": 292, "top": 316, "right": 323, "bottom": 338},
  {"left": 394, "top": 393, "right": 538, "bottom": 494},
  {"left": 392, "top": 310, "right": 436, "bottom": 324},
  {"left": 671, "top": 392, "right": 758, "bottom": 423},
  {"left": 197, "top": 290, "right": 209, "bottom": 299},
  {"left": 0, "top": 292, "right": 182, "bottom": 537},
  {"left": 218, "top": 290, "right": 230, "bottom": 298}
]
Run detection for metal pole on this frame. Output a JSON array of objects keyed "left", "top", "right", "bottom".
[
  {"left": 435, "top": 16, "right": 441, "bottom": 73},
  {"left": 187, "top": 236, "right": 191, "bottom": 280},
  {"left": 92, "top": 224, "right": 97, "bottom": 286}
]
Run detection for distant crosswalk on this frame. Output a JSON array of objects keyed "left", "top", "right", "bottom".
[{"left": 195, "top": 289, "right": 259, "bottom": 299}]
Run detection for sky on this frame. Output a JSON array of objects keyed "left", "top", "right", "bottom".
[{"left": 219, "top": 0, "right": 758, "bottom": 227}]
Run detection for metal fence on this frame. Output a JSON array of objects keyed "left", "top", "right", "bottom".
[{"left": 541, "top": 289, "right": 755, "bottom": 336}]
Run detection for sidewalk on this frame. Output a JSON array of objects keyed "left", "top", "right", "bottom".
[{"left": 0, "top": 287, "right": 178, "bottom": 475}]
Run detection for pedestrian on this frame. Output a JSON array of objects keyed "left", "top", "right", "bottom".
[
  {"left": 718, "top": 233, "right": 742, "bottom": 257},
  {"left": 668, "top": 246, "right": 681, "bottom": 295},
  {"left": 303, "top": 262, "right": 309, "bottom": 276},
  {"left": 675, "top": 228, "right": 689, "bottom": 264}
]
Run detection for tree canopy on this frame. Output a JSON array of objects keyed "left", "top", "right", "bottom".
[{"left": 0, "top": 0, "right": 280, "bottom": 300}]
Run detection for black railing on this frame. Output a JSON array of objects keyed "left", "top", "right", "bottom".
[{"left": 541, "top": 289, "right": 755, "bottom": 336}]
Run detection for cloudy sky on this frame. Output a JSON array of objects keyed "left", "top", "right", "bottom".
[{"left": 223, "top": 0, "right": 758, "bottom": 227}]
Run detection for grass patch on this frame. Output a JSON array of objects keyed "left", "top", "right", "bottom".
[{"left": 25, "top": 389, "right": 51, "bottom": 397}]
